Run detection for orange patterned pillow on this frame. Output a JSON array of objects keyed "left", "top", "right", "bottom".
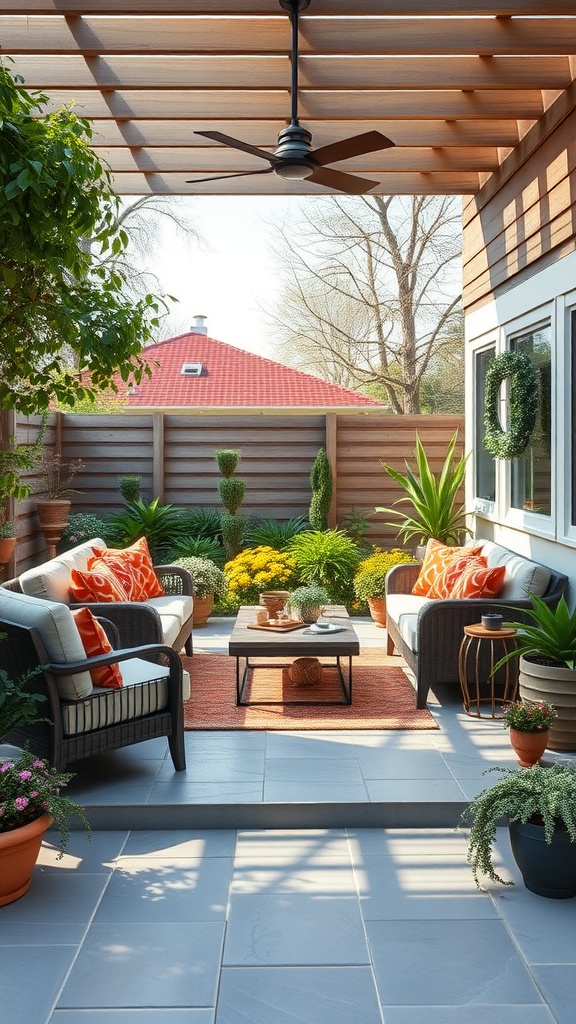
[
  {"left": 448, "top": 557, "right": 506, "bottom": 599},
  {"left": 428, "top": 554, "right": 479, "bottom": 599},
  {"left": 411, "top": 539, "right": 483, "bottom": 597},
  {"left": 70, "top": 564, "right": 129, "bottom": 603},
  {"left": 90, "top": 537, "right": 164, "bottom": 601},
  {"left": 71, "top": 607, "right": 123, "bottom": 689}
]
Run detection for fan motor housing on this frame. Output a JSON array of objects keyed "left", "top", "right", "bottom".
[{"left": 273, "top": 124, "right": 317, "bottom": 178}]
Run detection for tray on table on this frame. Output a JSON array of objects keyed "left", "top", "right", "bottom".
[{"left": 246, "top": 619, "right": 305, "bottom": 633}]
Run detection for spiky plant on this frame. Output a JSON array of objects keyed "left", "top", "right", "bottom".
[
  {"left": 245, "top": 515, "right": 309, "bottom": 551},
  {"left": 105, "top": 498, "right": 189, "bottom": 561},
  {"left": 168, "top": 535, "right": 226, "bottom": 566},
  {"left": 288, "top": 529, "right": 362, "bottom": 605}
]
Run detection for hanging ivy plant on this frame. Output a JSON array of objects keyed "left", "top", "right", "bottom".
[{"left": 483, "top": 351, "right": 539, "bottom": 459}]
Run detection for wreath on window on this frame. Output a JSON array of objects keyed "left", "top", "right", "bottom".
[{"left": 483, "top": 351, "right": 539, "bottom": 459}]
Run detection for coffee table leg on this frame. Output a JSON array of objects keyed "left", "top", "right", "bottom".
[{"left": 335, "top": 656, "right": 352, "bottom": 704}]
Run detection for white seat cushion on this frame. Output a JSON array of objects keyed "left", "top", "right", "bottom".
[
  {"left": 156, "top": 613, "right": 181, "bottom": 647},
  {"left": 148, "top": 594, "right": 193, "bottom": 626},
  {"left": 386, "top": 593, "right": 429, "bottom": 655},
  {"left": 0, "top": 588, "right": 92, "bottom": 699}
]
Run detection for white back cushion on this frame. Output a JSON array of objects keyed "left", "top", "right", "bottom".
[
  {"left": 0, "top": 588, "right": 93, "bottom": 699},
  {"left": 481, "top": 541, "right": 551, "bottom": 600},
  {"left": 19, "top": 538, "right": 107, "bottom": 603}
]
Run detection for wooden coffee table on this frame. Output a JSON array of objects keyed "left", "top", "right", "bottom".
[{"left": 229, "top": 605, "right": 360, "bottom": 706}]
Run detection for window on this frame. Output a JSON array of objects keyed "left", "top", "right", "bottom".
[
  {"left": 510, "top": 326, "right": 552, "bottom": 516},
  {"left": 572, "top": 311, "right": 576, "bottom": 527},
  {"left": 474, "top": 347, "right": 496, "bottom": 507},
  {"left": 181, "top": 362, "right": 203, "bottom": 376}
]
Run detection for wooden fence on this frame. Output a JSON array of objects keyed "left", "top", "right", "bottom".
[{"left": 5, "top": 409, "right": 464, "bottom": 577}]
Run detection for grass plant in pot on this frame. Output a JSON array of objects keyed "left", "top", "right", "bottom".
[
  {"left": 353, "top": 547, "right": 415, "bottom": 626},
  {"left": 492, "top": 594, "right": 576, "bottom": 752},
  {"left": 376, "top": 430, "right": 470, "bottom": 556},
  {"left": 460, "top": 763, "right": 576, "bottom": 899},
  {"left": 173, "top": 555, "right": 228, "bottom": 626},
  {"left": 501, "top": 700, "right": 557, "bottom": 767}
]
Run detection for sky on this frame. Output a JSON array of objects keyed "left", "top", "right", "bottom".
[{"left": 146, "top": 195, "right": 300, "bottom": 358}]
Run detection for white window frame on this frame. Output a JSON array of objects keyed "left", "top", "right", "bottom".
[{"left": 557, "top": 288, "right": 576, "bottom": 548}]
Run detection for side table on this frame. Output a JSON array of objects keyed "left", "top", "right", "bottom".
[{"left": 458, "top": 624, "right": 518, "bottom": 718}]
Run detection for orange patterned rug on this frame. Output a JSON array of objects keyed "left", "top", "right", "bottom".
[{"left": 181, "top": 649, "right": 438, "bottom": 731}]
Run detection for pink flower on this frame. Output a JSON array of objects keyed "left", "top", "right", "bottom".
[
  {"left": 18, "top": 770, "right": 32, "bottom": 781},
  {"left": 33, "top": 760, "right": 45, "bottom": 768},
  {"left": 0, "top": 762, "right": 13, "bottom": 773},
  {"left": 14, "top": 797, "right": 29, "bottom": 811}
]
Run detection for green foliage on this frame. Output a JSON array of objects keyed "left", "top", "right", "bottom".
[
  {"left": 105, "top": 498, "right": 189, "bottom": 561},
  {"left": 0, "top": 423, "right": 45, "bottom": 528},
  {"left": 245, "top": 515, "right": 309, "bottom": 551},
  {"left": 287, "top": 584, "right": 329, "bottom": 621},
  {"left": 224, "top": 546, "right": 299, "bottom": 606},
  {"left": 173, "top": 556, "right": 227, "bottom": 601},
  {"left": 0, "top": 60, "right": 166, "bottom": 414},
  {"left": 59, "top": 512, "right": 111, "bottom": 551},
  {"left": 118, "top": 475, "right": 141, "bottom": 503},
  {"left": 0, "top": 749, "right": 90, "bottom": 856},
  {"left": 180, "top": 507, "right": 223, "bottom": 543},
  {"left": 339, "top": 506, "right": 373, "bottom": 548},
  {"left": 169, "top": 535, "right": 226, "bottom": 567},
  {"left": 483, "top": 351, "right": 539, "bottom": 459},
  {"left": 218, "top": 477, "right": 246, "bottom": 516},
  {"left": 288, "top": 529, "right": 362, "bottom": 605},
  {"left": 377, "top": 431, "right": 470, "bottom": 546},
  {"left": 309, "top": 448, "right": 333, "bottom": 531},
  {"left": 353, "top": 548, "right": 415, "bottom": 602},
  {"left": 501, "top": 700, "right": 557, "bottom": 734},
  {"left": 220, "top": 513, "right": 247, "bottom": 561},
  {"left": 215, "top": 450, "right": 240, "bottom": 478},
  {"left": 493, "top": 594, "right": 576, "bottom": 674},
  {"left": 460, "top": 764, "right": 576, "bottom": 888},
  {"left": 36, "top": 453, "right": 84, "bottom": 499},
  {"left": 0, "top": 663, "right": 45, "bottom": 741}
]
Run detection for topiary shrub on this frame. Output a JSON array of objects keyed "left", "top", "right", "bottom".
[
  {"left": 118, "top": 475, "right": 141, "bottom": 503},
  {"left": 309, "top": 447, "right": 333, "bottom": 531},
  {"left": 218, "top": 477, "right": 246, "bottom": 516},
  {"left": 215, "top": 449, "right": 240, "bottom": 478}
]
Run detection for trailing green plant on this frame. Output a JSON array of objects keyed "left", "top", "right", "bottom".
[
  {"left": 309, "top": 447, "right": 333, "bottom": 531},
  {"left": 287, "top": 584, "right": 329, "bottom": 622},
  {"left": 483, "top": 350, "right": 539, "bottom": 460},
  {"left": 215, "top": 450, "right": 240, "bottom": 478},
  {"left": 172, "top": 556, "right": 227, "bottom": 601},
  {"left": 0, "top": 748, "right": 90, "bottom": 857},
  {"left": 118, "top": 475, "right": 141, "bottom": 503},
  {"left": 59, "top": 512, "right": 111, "bottom": 551},
  {"left": 376, "top": 431, "right": 470, "bottom": 546},
  {"left": 169, "top": 535, "right": 226, "bottom": 566},
  {"left": 353, "top": 547, "right": 415, "bottom": 603},
  {"left": 288, "top": 529, "right": 362, "bottom": 605},
  {"left": 245, "top": 515, "right": 309, "bottom": 550},
  {"left": 491, "top": 594, "right": 576, "bottom": 675},
  {"left": 105, "top": 498, "right": 189, "bottom": 562},
  {"left": 224, "top": 546, "right": 298, "bottom": 606},
  {"left": 459, "top": 764, "right": 576, "bottom": 888},
  {"left": 501, "top": 700, "right": 557, "bottom": 734}
]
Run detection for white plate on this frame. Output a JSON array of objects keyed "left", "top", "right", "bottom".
[{"left": 308, "top": 622, "right": 344, "bottom": 634}]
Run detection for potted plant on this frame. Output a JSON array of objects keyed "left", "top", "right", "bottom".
[
  {"left": 460, "top": 763, "right": 576, "bottom": 899},
  {"left": 35, "top": 453, "right": 85, "bottom": 558},
  {"left": 492, "top": 594, "right": 576, "bottom": 752},
  {"left": 376, "top": 430, "right": 470, "bottom": 553},
  {"left": 0, "top": 427, "right": 45, "bottom": 565},
  {"left": 173, "top": 555, "right": 228, "bottom": 625},
  {"left": 353, "top": 547, "right": 415, "bottom": 626},
  {"left": 0, "top": 748, "right": 91, "bottom": 905},
  {"left": 287, "top": 529, "right": 362, "bottom": 606},
  {"left": 287, "top": 583, "right": 330, "bottom": 624},
  {"left": 501, "top": 700, "right": 557, "bottom": 767}
]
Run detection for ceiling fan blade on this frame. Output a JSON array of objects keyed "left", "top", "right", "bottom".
[
  {"left": 306, "top": 165, "right": 380, "bottom": 195},
  {"left": 311, "top": 131, "right": 394, "bottom": 169},
  {"left": 186, "top": 167, "right": 274, "bottom": 185},
  {"left": 194, "top": 131, "right": 279, "bottom": 165}
]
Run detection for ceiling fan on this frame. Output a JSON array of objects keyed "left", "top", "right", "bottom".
[{"left": 186, "top": 0, "right": 394, "bottom": 195}]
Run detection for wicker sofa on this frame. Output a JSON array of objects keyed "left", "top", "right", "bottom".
[
  {"left": 385, "top": 540, "right": 568, "bottom": 709},
  {"left": 2, "top": 538, "right": 194, "bottom": 655}
]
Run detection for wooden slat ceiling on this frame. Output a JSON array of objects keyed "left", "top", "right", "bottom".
[{"left": 3, "top": 1, "right": 576, "bottom": 196}]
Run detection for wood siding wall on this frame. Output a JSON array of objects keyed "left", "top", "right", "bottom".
[
  {"left": 462, "top": 85, "right": 576, "bottom": 312},
  {"left": 5, "top": 410, "right": 463, "bottom": 578}
]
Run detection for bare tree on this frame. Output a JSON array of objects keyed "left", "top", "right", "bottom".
[{"left": 267, "top": 195, "right": 462, "bottom": 414}]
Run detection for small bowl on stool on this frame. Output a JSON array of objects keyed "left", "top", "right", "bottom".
[{"left": 481, "top": 613, "right": 503, "bottom": 631}]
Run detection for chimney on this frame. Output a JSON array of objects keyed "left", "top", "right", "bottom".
[{"left": 192, "top": 314, "right": 207, "bottom": 335}]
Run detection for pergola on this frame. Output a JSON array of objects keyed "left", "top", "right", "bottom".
[{"left": 4, "top": 1, "right": 576, "bottom": 196}]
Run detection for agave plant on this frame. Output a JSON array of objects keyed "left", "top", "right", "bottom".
[
  {"left": 376, "top": 431, "right": 470, "bottom": 547},
  {"left": 106, "top": 498, "right": 189, "bottom": 561},
  {"left": 493, "top": 594, "right": 576, "bottom": 673},
  {"left": 168, "top": 535, "right": 226, "bottom": 567}
]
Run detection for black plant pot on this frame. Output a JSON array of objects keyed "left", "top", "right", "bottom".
[{"left": 509, "top": 819, "right": 576, "bottom": 899}]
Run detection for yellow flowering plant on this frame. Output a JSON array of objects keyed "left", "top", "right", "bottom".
[{"left": 224, "top": 546, "right": 299, "bottom": 605}]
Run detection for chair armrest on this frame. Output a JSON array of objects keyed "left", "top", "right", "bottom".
[
  {"left": 154, "top": 565, "right": 194, "bottom": 597},
  {"left": 47, "top": 642, "right": 182, "bottom": 678},
  {"left": 69, "top": 601, "right": 163, "bottom": 648},
  {"left": 385, "top": 563, "right": 421, "bottom": 595}
]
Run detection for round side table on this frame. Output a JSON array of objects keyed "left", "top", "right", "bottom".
[{"left": 458, "top": 624, "right": 518, "bottom": 718}]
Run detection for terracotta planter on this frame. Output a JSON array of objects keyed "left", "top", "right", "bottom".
[
  {"left": 36, "top": 499, "right": 71, "bottom": 559},
  {"left": 0, "top": 536, "right": 16, "bottom": 565},
  {"left": 192, "top": 594, "right": 214, "bottom": 627},
  {"left": 509, "top": 727, "right": 549, "bottom": 767},
  {"left": 519, "top": 656, "right": 576, "bottom": 751},
  {"left": 367, "top": 596, "right": 387, "bottom": 628},
  {"left": 0, "top": 813, "right": 52, "bottom": 906}
]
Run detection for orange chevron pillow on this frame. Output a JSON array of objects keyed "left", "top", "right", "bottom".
[
  {"left": 90, "top": 537, "right": 165, "bottom": 600},
  {"left": 70, "top": 563, "right": 129, "bottom": 603},
  {"left": 71, "top": 607, "right": 123, "bottom": 689},
  {"left": 448, "top": 557, "right": 506, "bottom": 599},
  {"left": 411, "top": 539, "right": 483, "bottom": 597}
]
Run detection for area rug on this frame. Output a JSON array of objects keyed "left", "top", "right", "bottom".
[{"left": 181, "top": 649, "right": 438, "bottom": 731}]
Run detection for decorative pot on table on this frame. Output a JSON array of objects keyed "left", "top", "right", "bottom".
[
  {"left": 0, "top": 813, "right": 52, "bottom": 906},
  {"left": 259, "top": 591, "right": 290, "bottom": 620},
  {"left": 509, "top": 727, "right": 549, "bottom": 768}
]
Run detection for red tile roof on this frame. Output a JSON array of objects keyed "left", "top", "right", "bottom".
[{"left": 123, "top": 332, "right": 386, "bottom": 408}]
